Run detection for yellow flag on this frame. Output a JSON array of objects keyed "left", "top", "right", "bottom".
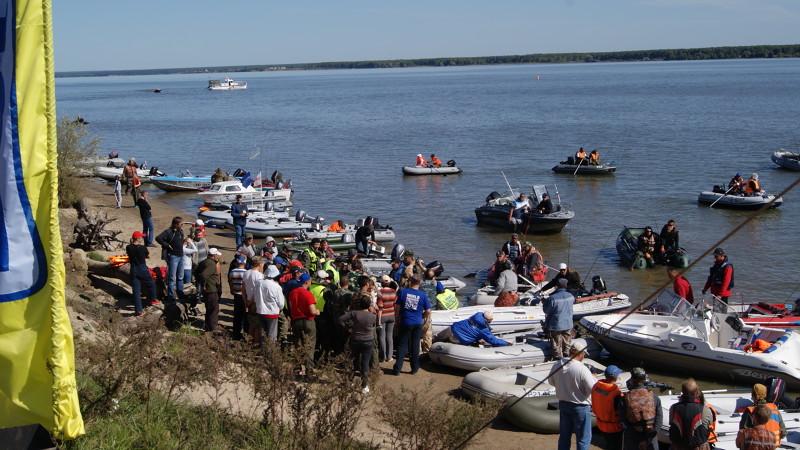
[{"left": 0, "top": 0, "right": 84, "bottom": 439}]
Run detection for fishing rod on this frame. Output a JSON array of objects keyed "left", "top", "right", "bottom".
[
  {"left": 501, "top": 170, "right": 516, "bottom": 197},
  {"left": 581, "top": 230, "right": 616, "bottom": 287}
]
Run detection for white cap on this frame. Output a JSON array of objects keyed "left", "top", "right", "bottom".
[
  {"left": 417, "top": 154, "right": 422, "bottom": 157},
  {"left": 265, "top": 265, "right": 280, "bottom": 278},
  {"left": 559, "top": 263, "right": 568, "bottom": 270},
  {"left": 316, "top": 270, "right": 329, "bottom": 279},
  {"left": 752, "top": 173, "right": 758, "bottom": 180},
  {"left": 209, "top": 248, "right": 222, "bottom": 256},
  {"left": 483, "top": 311, "right": 494, "bottom": 321},
  {"left": 195, "top": 219, "right": 204, "bottom": 226}
]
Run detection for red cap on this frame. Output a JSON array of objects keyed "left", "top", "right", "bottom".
[{"left": 132, "top": 231, "right": 146, "bottom": 239}]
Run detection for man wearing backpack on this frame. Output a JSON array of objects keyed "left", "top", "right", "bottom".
[
  {"left": 668, "top": 378, "right": 714, "bottom": 450},
  {"left": 618, "top": 367, "right": 662, "bottom": 450}
]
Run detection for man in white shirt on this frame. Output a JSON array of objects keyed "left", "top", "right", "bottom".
[
  {"left": 549, "top": 341, "right": 597, "bottom": 450},
  {"left": 253, "top": 264, "right": 285, "bottom": 343}
]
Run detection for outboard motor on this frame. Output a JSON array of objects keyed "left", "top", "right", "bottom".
[
  {"left": 295, "top": 210, "right": 307, "bottom": 222},
  {"left": 765, "top": 376, "right": 797, "bottom": 409},
  {"left": 485, "top": 191, "right": 502, "bottom": 203},
  {"left": 311, "top": 223, "right": 322, "bottom": 232},
  {"left": 364, "top": 216, "right": 375, "bottom": 227},
  {"left": 446, "top": 159, "right": 456, "bottom": 167},
  {"left": 567, "top": 156, "right": 575, "bottom": 165},
  {"left": 264, "top": 202, "right": 274, "bottom": 212},
  {"left": 590, "top": 276, "right": 607, "bottom": 295},
  {"left": 355, "top": 218, "right": 365, "bottom": 228},
  {"left": 149, "top": 166, "right": 159, "bottom": 176},
  {"left": 233, "top": 168, "right": 245, "bottom": 178},
  {"left": 108, "top": 150, "right": 119, "bottom": 159},
  {"left": 390, "top": 243, "right": 405, "bottom": 262},
  {"left": 425, "top": 260, "right": 444, "bottom": 277}
]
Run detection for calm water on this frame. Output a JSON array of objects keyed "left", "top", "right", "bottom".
[{"left": 57, "top": 60, "right": 800, "bottom": 389}]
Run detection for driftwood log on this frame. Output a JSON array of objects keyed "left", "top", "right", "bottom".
[{"left": 72, "top": 199, "right": 122, "bottom": 251}]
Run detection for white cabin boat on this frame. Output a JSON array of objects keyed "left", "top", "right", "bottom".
[{"left": 208, "top": 77, "right": 247, "bottom": 90}]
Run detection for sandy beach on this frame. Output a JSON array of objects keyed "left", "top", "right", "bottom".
[{"left": 64, "top": 179, "right": 576, "bottom": 448}]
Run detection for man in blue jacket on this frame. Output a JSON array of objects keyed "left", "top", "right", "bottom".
[
  {"left": 544, "top": 278, "right": 575, "bottom": 360},
  {"left": 437, "top": 311, "right": 509, "bottom": 346}
]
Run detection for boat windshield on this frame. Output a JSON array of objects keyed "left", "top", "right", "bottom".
[
  {"left": 644, "top": 290, "right": 696, "bottom": 317},
  {"left": 695, "top": 295, "right": 734, "bottom": 315},
  {"left": 531, "top": 184, "right": 549, "bottom": 203}
]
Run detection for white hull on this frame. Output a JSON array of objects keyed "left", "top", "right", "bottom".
[
  {"left": 94, "top": 166, "right": 161, "bottom": 182},
  {"left": 198, "top": 209, "right": 289, "bottom": 226},
  {"left": 401, "top": 165, "right": 462, "bottom": 176},
  {"left": 698, "top": 191, "right": 783, "bottom": 209},
  {"left": 772, "top": 150, "right": 800, "bottom": 171}
]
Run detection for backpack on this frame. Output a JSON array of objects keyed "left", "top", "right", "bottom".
[
  {"left": 625, "top": 388, "right": 657, "bottom": 433},
  {"left": 668, "top": 398, "right": 709, "bottom": 447}
]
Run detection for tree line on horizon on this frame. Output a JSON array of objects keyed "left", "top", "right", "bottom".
[{"left": 58, "top": 44, "right": 800, "bottom": 77}]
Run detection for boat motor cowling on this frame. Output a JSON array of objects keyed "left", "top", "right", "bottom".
[
  {"left": 425, "top": 260, "right": 444, "bottom": 277},
  {"left": 486, "top": 191, "right": 502, "bottom": 203},
  {"left": 390, "top": 243, "right": 405, "bottom": 262},
  {"left": 295, "top": 210, "right": 307, "bottom": 222},
  {"left": 591, "top": 276, "right": 607, "bottom": 295}
]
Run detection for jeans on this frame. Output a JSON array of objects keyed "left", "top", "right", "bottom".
[
  {"left": 166, "top": 254, "right": 184, "bottom": 300},
  {"left": 232, "top": 294, "right": 249, "bottom": 339},
  {"left": 234, "top": 222, "right": 246, "bottom": 247},
  {"left": 351, "top": 339, "right": 373, "bottom": 388},
  {"left": 377, "top": 318, "right": 395, "bottom": 361},
  {"left": 183, "top": 268, "right": 193, "bottom": 286},
  {"left": 130, "top": 264, "right": 156, "bottom": 314},
  {"left": 142, "top": 216, "right": 154, "bottom": 245},
  {"left": 292, "top": 318, "right": 317, "bottom": 370},
  {"left": 558, "top": 401, "right": 592, "bottom": 450},
  {"left": 393, "top": 324, "right": 422, "bottom": 374},
  {"left": 355, "top": 240, "right": 368, "bottom": 255}
]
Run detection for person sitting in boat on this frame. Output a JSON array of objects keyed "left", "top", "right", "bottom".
[
  {"left": 589, "top": 148, "right": 600, "bottom": 165},
  {"left": 535, "top": 193, "right": 553, "bottom": 214},
  {"left": 637, "top": 226, "right": 661, "bottom": 267},
  {"left": 745, "top": 173, "right": 764, "bottom": 196},
  {"left": 501, "top": 233, "right": 523, "bottom": 264},
  {"left": 541, "top": 263, "right": 584, "bottom": 294},
  {"left": 659, "top": 220, "right": 680, "bottom": 253},
  {"left": 430, "top": 154, "right": 442, "bottom": 167},
  {"left": 436, "top": 311, "right": 509, "bottom": 347},
  {"left": 415, "top": 154, "right": 427, "bottom": 167},
  {"left": 728, "top": 173, "right": 745, "bottom": 194},
  {"left": 738, "top": 383, "right": 786, "bottom": 445},
  {"left": 485, "top": 251, "right": 508, "bottom": 286},
  {"left": 575, "top": 147, "right": 588, "bottom": 165},
  {"left": 493, "top": 260, "right": 519, "bottom": 307},
  {"left": 327, "top": 219, "right": 346, "bottom": 232},
  {"left": 211, "top": 167, "right": 225, "bottom": 184},
  {"left": 520, "top": 243, "right": 546, "bottom": 283},
  {"left": 507, "top": 193, "right": 531, "bottom": 223}
]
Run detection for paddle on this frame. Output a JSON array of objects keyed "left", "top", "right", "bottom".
[
  {"left": 709, "top": 184, "right": 736, "bottom": 208},
  {"left": 573, "top": 157, "right": 584, "bottom": 175}
]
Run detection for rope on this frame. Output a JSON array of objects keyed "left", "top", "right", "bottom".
[{"left": 453, "top": 176, "right": 800, "bottom": 449}]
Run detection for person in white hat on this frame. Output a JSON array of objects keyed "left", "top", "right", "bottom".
[
  {"left": 541, "top": 262, "right": 584, "bottom": 293},
  {"left": 745, "top": 173, "right": 763, "bottom": 195},
  {"left": 415, "top": 153, "right": 427, "bottom": 166},
  {"left": 253, "top": 263, "right": 285, "bottom": 343}
]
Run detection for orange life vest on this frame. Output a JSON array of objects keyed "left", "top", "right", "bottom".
[
  {"left": 431, "top": 156, "right": 442, "bottom": 166},
  {"left": 745, "top": 403, "right": 782, "bottom": 445},
  {"left": 416, "top": 156, "right": 427, "bottom": 166},
  {"left": 743, "top": 339, "right": 771, "bottom": 353},
  {"left": 592, "top": 380, "right": 623, "bottom": 433},
  {"left": 745, "top": 178, "right": 761, "bottom": 194},
  {"left": 707, "top": 404, "right": 718, "bottom": 443},
  {"left": 327, "top": 222, "right": 345, "bottom": 232}
]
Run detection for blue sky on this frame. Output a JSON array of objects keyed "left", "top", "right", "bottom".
[{"left": 52, "top": 0, "right": 800, "bottom": 72}]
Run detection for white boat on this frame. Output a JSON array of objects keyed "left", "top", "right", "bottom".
[
  {"left": 401, "top": 164, "right": 463, "bottom": 176},
  {"left": 198, "top": 180, "right": 293, "bottom": 207},
  {"left": 771, "top": 149, "right": 800, "bottom": 171},
  {"left": 580, "top": 291, "right": 800, "bottom": 390},
  {"left": 657, "top": 389, "right": 800, "bottom": 449},
  {"left": 461, "top": 357, "right": 629, "bottom": 401},
  {"left": 222, "top": 210, "right": 325, "bottom": 238},
  {"left": 93, "top": 165, "right": 165, "bottom": 182},
  {"left": 198, "top": 208, "right": 289, "bottom": 226},
  {"left": 287, "top": 219, "right": 396, "bottom": 243},
  {"left": 429, "top": 335, "right": 603, "bottom": 372},
  {"left": 150, "top": 170, "right": 213, "bottom": 192},
  {"left": 469, "top": 284, "right": 546, "bottom": 305},
  {"left": 697, "top": 188, "right": 783, "bottom": 209},
  {"left": 465, "top": 291, "right": 631, "bottom": 324},
  {"left": 431, "top": 304, "right": 545, "bottom": 335},
  {"left": 208, "top": 77, "right": 247, "bottom": 90}
]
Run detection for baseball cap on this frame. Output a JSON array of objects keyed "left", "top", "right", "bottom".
[
  {"left": 282, "top": 243, "right": 295, "bottom": 252},
  {"left": 348, "top": 248, "right": 358, "bottom": 257},
  {"left": 604, "top": 365, "right": 623, "bottom": 379},
  {"left": 558, "top": 278, "right": 569, "bottom": 287},
  {"left": 209, "top": 248, "right": 222, "bottom": 256},
  {"left": 496, "top": 251, "right": 506, "bottom": 258},
  {"left": 316, "top": 270, "right": 329, "bottom": 279},
  {"left": 265, "top": 265, "right": 280, "bottom": 278},
  {"left": 511, "top": 233, "right": 518, "bottom": 238},
  {"left": 132, "top": 231, "right": 146, "bottom": 239},
  {"left": 713, "top": 247, "right": 725, "bottom": 256},
  {"left": 559, "top": 263, "right": 568, "bottom": 270},
  {"left": 291, "top": 265, "right": 304, "bottom": 273},
  {"left": 631, "top": 367, "right": 647, "bottom": 381},
  {"left": 245, "top": 233, "right": 254, "bottom": 240},
  {"left": 236, "top": 255, "right": 246, "bottom": 264},
  {"left": 403, "top": 250, "right": 414, "bottom": 258},
  {"left": 299, "top": 273, "right": 311, "bottom": 283},
  {"left": 482, "top": 311, "right": 494, "bottom": 321},
  {"left": 272, "top": 256, "right": 286, "bottom": 266},
  {"left": 195, "top": 219, "right": 204, "bottom": 226}
]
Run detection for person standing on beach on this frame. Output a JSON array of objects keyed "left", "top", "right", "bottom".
[
  {"left": 126, "top": 231, "right": 158, "bottom": 316},
  {"left": 230, "top": 194, "right": 249, "bottom": 248},
  {"left": 156, "top": 216, "right": 186, "bottom": 301},
  {"left": 136, "top": 190, "right": 154, "bottom": 246},
  {"left": 544, "top": 278, "right": 575, "bottom": 360},
  {"left": 122, "top": 157, "right": 137, "bottom": 195},
  {"left": 391, "top": 276, "right": 431, "bottom": 376},
  {"left": 197, "top": 248, "right": 223, "bottom": 332},
  {"left": 338, "top": 294, "right": 377, "bottom": 394},
  {"left": 289, "top": 273, "right": 320, "bottom": 376},
  {"left": 113, "top": 175, "right": 122, "bottom": 208},
  {"left": 550, "top": 343, "right": 596, "bottom": 450}
]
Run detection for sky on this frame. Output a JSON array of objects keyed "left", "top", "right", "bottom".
[{"left": 51, "top": 0, "right": 800, "bottom": 72}]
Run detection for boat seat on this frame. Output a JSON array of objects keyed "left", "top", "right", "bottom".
[
  {"left": 729, "top": 337, "right": 742, "bottom": 349},
  {"left": 515, "top": 369, "right": 542, "bottom": 385},
  {"left": 763, "top": 331, "right": 793, "bottom": 353}
]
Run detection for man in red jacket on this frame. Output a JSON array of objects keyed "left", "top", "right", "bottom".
[
  {"left": 702, "top": 248, "right": 734, "bottom": 303},
  {"left": 667, "top": 267, "right": 695, "bottom": 304}
]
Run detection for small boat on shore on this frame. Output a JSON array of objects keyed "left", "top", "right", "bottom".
[
  {"left": 698, "top": 186, "right": 783, "bottom": 209},
  {"left": 198, "top": 208, "right": 290, "bottom": 226},
  {"left": 616, "top": 227, "right": 689, "bottom": 270},
  {"left": 208, "top": 77, "right": 247, "bottom": 90},
  {"left": 735, "top": 301, "right": 800, "bottom": 329},
  {"left": 402, "top": 162, "right": 462, "bottom": 176},
  {"left": 771, "top": 149, "right": 800, "bottom": 171},
  {"left": 198, "top": 180, "right": 293, "bottom": 208},
  {"left": 475, "top": 184, "right": 574, "bottom": 233},
  {"left": 580, "top": 291, "right": 800, "bottom": 389},
  {"left": 151, "top": 170, "right": 213, "bottom": 192},
  {"left": 94, "top": 165, "right": 165, "bottom": 182}
]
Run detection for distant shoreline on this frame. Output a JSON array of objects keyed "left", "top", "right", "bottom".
[{"left": 56, "top": 43, "right": 800, "bottom": 78}]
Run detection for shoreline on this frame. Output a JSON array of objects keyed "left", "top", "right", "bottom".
[{"left": 65, "top": 180, "right": 568, "bottom": 448}]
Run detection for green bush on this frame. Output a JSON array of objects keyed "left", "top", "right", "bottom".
[{"left": 57, "top": 115, "right": 102, "bottom": 207}]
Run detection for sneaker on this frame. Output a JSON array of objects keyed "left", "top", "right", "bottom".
[
  {"left": 150, "top": 300, "right": 161, "bottom": 305},
  {"left": 136, "top": 312, "right": 143, "bottom": 316},
  {"left": 362, "top": 386, "right": 370, "bottom": 394},
  {"left": 146, "top": 243, "right": 156, "bottom": 248}
]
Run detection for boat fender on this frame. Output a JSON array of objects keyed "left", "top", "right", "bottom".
[
  {"left": 295, "top": 210, "right": 307, "bottom": 222},
  {"left": 486, "top": 191, "right": 502, "bottom": 203}
]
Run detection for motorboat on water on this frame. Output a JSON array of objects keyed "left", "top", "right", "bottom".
[
  {"left": 551, "top": 157, "right": 616, "bottom": 175},
  {"left": 656, "top": 389, "right": 800, "bottom": 449},
  {"left": 616, "top": 227, "right": 690, "bottom": 270},
  {"left": 208, "top": 77, "right": 247, "bottom": 90},
  {"left": 698, "top": 185, "right": 783, "bottom": 209},
  {"left": 402, "top": 161, "right": 462, "bottom": 176},
  {"left": 475, "top": 184, "right": 574, "bottom": 233},
  {"left": 461, "top": 357, "right": 629, "bottom": 401},
  {"left": 94, "top": 165, "right": 165, "bottom": 182},
  {"left": 771, "top": 149, "right": 800, "bottom": 171},
  {"left": 580, "top": 291, "right": 800, "bottom": 389}
]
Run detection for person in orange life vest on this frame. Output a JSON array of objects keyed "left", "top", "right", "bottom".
[
  {"left": 736, "top": 404, "right": 779, "bottom": 450},
  {"left": 592, "top": 365, "right": 624, "bottom": 450},
  {"left": 699, "top": 392, "right": 719, "bottom": 447},
  {"left": 618, "top": 367, "right": 662, "bottom": 450},
  {"left": 667, "top": 267, "right": 695, "bottom": 304},
  {"left": 415, "top": 153, "right": 427, "bottom": 166},
  {"left": 327, "top": 219, "right": 346, "bottom": 232},
  {"left": 589, "top": 148, "right": 600, "bottom": 165},
  {"left": 702, "top": 248, "right": 734, "bottom": 303},
  {"left": 744, "top": 173, "right": 763, "bottom": 195},
  {"left": 430, "top": 154, "right": 442, "bottom": 167},
  {"left": 739, "top": 383, "right": 786, "bottom": 445},
  {"left": 575, "top": 147, "right": 588, "bottom": 164},
  {"left": 667, "top": 378, "right": 713, "bottom": 450}
]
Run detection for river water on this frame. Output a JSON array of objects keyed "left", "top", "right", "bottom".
[{"left": 57, "top": 59, "right": 800, "bottom": 389}]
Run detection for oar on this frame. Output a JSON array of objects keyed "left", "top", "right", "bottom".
[
  {"left": 573, "top": 158, "right": 584, "bottom": 175},
  {"left": 709, "top": 184, "right": 736, "bottom": 208}
]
